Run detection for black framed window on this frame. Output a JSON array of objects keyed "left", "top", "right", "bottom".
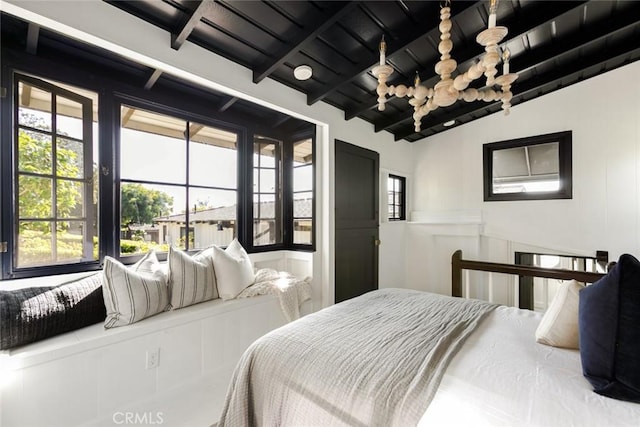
[
  {"left": 387, "top": 174, "right": 406, "bottom": 221},
  {"left": 292, "top": 138, "right": 314, "bottom": 245},
  {"left": 11, "top": 74, "right": 98, "bottom": 274},
  {"left": 119, "top": 103, "right": 239, "bottom": 256},
  {"left": 483, "top": 131, "right": 572, "bottom": 201},
  {"left": 1, "top": 57, "right": 315, "bottom": 280},
  {"left": 252, "top": 136, "right": 283, "bottom": 247}
]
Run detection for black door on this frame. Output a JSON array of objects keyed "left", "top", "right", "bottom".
[{"left": 335, "top": 140, "right": 379, "bottom": 303}]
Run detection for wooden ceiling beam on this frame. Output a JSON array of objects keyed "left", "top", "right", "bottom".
[
  {"left": 271, "top": 115, "right": 291, "bottom": 129},
  {"left": 393, "top": 38, "right": 640, "bottom": 141},
  {"left": 218, "top": 96, "right": 238, "bottom": 112},
  {"left": 20, "top": 84, "right": 32, "bottom": 107},
  {"left": 121, "top": 107, "right": 135, "bottom": 127},
  {"left": 350, "top": 1, "right": 589, "bottom": 124},
  {"left": 187, "top": 123, "right": 204, "bottom": 139},
  {"left": 26, "top": 23, "right": 39, "bottom": 55},
  {"left": 143, "top": 69, "right": 163, "bottom": 90},
  {"left": 171, "top": 0, "right": 214, "bottom": 50},
  {"left": 252, "top": 2, "right": 357, "bottom": 84}
]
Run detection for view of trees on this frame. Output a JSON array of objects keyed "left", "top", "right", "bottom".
[
  {"left": 17, "top": 111, "right": 178, "bottom": 265},
  {"left": 18, "top": 113, "right": 82, "bottom": 232},
  {"left": 120, "top": 183, "right": 173, "bottom": 225},
  {"left": 17, "top": 111, "right": 90, "bottom": 267}
]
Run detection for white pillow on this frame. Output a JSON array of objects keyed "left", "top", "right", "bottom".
[
  {"left": 167, "top": 246, "right": 217, "bottom": 309},
  {"left": 212, "top": 239, "right": 255, "bottom": 300},
  {"left": 535, "top": 279, "right": 584, "bottom": 349},
  {"left": 102, "top": 251, "right": 169, "bottom": 328}
]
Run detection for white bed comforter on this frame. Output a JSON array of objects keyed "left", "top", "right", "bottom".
[
  {"left": 421, "top": 305, "right": 640, "bottom": 427},
  {"left": 218, "top": 288, "right": 496, "bottom": 427}
]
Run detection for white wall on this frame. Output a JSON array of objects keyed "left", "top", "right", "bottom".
[
  {"left": 408, "top": 61, "right": 640, "bottom": 301},
  {"left": 1, "top": 0, "right": 414, "bottom": 306}
]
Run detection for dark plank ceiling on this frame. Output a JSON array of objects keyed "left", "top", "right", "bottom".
[
  {"left": 8, "top": 1, "right": 640, "bottom": 142},
  {"left": 104, "top": 0, "right": 640, "bottom": 142}
]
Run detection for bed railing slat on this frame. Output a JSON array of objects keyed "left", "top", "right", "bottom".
[{"left": 451, "top": 250, "right": 605, "bottom": 302}]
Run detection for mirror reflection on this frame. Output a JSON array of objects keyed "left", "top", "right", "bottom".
[
  {"left": 483, "top": 131, "right": 572, "bottom": 201},
  {"left": 492, "top": 142, "right": 559, "bottom": 194}
]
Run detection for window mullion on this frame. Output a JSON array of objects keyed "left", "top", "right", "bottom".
[{"left": 51, "top": 92, "right": 59, "bottom": 263}]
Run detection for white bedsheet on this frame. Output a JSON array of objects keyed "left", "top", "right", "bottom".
[{"left": 420, "top": 306, "right": 640, "bottom": 427}]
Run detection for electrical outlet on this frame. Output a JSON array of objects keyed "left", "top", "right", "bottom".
[{"left": 146, "top": 348, "right": 160, "bottom": 369}]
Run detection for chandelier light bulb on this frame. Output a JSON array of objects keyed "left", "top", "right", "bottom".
[
  {"left": 489, "top": 0, "right": 499, "bottom": 28},
  {"left": 502, "top": 47, "right": 511, "bottom": 74},
  {"left": 379, "top": 35, "right": 386, "bottom": 66}
]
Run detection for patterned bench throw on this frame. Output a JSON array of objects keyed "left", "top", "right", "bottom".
[
  {"left": 219, "top": 289, "right": 497, "bottom": 427},
  {"left": 236, "top": 269, "right": 312, "bottom": 322}
]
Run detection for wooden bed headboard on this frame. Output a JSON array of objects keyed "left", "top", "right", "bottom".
[{"left": 451, "top": 250, "right": 606, "bottom": 308}]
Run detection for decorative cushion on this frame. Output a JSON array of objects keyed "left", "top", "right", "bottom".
[
  {"left": 167, "top": 246, "right": 217, "bottom": 309},
  {"left": 579, "top": 254, "right": 640, "bottom": 402},
  {"left": 536, "top": 280, "right": 584, "bottom": 349},
  {"left": 102, "top": 251, "right": 169, "bottom": 328},
  {"left": 0, "top": 273, "right": 106, "bottom": 350},
  {"left": 212, "top": 239, "right": 255, "bottom": 300}
]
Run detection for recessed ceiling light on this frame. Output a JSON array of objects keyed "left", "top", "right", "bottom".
[
  {"left": 443, "top": 120, "right": 456, "bottom": 127},
  {"left": 294, "top": 65, "right": 313, "bottom": 81}
]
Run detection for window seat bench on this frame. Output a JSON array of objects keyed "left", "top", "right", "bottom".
[{"left": 1, "top": 293, "right": 293, "bottom": 427}]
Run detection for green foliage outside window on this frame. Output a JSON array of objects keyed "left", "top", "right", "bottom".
[{"left": 120, "top": 183, "right": 173, "bottom": 226}]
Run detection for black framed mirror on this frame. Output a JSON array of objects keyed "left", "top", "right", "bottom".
[{"left": 483, "top": 131, "right": 572, "bottom": 201}]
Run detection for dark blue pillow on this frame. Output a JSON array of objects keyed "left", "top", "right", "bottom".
[{"left": 579, "top": 254, "right": 640, "bottom": 402}]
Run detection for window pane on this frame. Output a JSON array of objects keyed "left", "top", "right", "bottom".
[
  {"left": 254, "top": 219, "right": 277, "bottom": 246},
  {"left": 253, "top": 137, "right": 282, "bottom": 246},
  {"left": 120, "top": 106, "right": 186, "bottom": 184},
  {"left": 56, "top": 96, "right": 83, "bottom": 140},
  {"left": 294, "top": 192, "right": 312, "bottom": 218},
  {"left": 56, "top": 221, "right": 86, "bottom": 262},
  {"left": 19, "top": 175, "right": 52, "bottom": 218},
  {"left": 259, "top": 169, "right": 276, "bottom": 193},
  {"left": 188, "top": 187, "right": 237, "bottom": 248},
  {"left": 57, "top": 138, "right": 84, "bottom": 178},
  {"left": 293, "top": 219, "right": 312, "bottom": 245},
  {"left": 254, "top": 194, "right": 276, "bottom": 219},
  {"left": 254, "top": 141, "right": 276, "bottom": 167},
  {"left": 189, "top": 123, "right": 238, "bottom": 188},
  {"left": 388, "top": 175, "right": 406, "bottom": 221},
  {"left": 253, "top": 193, "right": 279, "bottom": 246},
  {"left": 57, "top": 179, "right": 84, "bottom": 218},
  {"left": 18, "top": 130, "right": 52, "bottom": 174},
  {"left": 19, "top": 82, "right": 51, "bottom": 131},
  {"left": 120, "top": 182, "right": 178, "bottom": 255},
  {"left": 293, "top": 165, "right": 312, "bottom": 192},
  {"left": 293, "top": 139, "right": 312, "bottom": 166},
  {"left": 293, "top": 138, "right": 313, "bottom": 245},
  {"left": 17, "top": 221, "right": 53, "bottom": 268}
]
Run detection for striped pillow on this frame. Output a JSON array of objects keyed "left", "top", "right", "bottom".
[
  {"left": 167, "top": 246, "right": 218, "bottom": 309},
  {"left": 102, "top": 251, "right": 169, "bottom": 328}
]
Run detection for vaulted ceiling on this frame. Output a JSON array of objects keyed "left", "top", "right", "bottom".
[{"left": 103, "top": 0, "right": 640, "bottom": 142}]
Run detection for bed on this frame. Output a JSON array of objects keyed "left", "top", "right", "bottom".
[{"left": 218, "top": 250, "right": 640, "bottom": 426}]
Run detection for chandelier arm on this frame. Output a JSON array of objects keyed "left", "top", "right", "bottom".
[{"left": 371, "top": 0, "right": 518, "bottom": 135}]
